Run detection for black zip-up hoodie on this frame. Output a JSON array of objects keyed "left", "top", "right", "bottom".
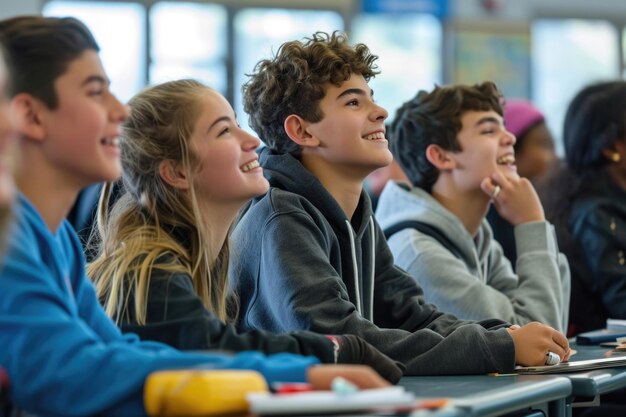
[{"left": 230, "top": 148, "right": 516, "bottom": 375}]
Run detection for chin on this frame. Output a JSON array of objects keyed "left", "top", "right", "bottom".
[{"left": 101, "top": 165, "right": 123, "bottom": 183}]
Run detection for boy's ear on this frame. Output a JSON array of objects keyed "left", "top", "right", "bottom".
[
  {"left": 10, "top": 93, "right": 46, "bottom": 141},
  {"left": 425, "top": 144, "right": 456, "bottom": 170},
  {"left": 159, "top": 159, "right": 190, "bottom": 190},
  {"left": 284, "top": 114, "right": 320, "bottom": 148}
]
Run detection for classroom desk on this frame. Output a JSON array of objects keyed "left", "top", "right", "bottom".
[
  {"left": 559, "top": 343, "right": 626, "bottom": 405},
  {"left": 400, "top": 374, "right": 572, "bottom": 417}
]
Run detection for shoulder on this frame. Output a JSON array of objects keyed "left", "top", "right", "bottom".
[
  {"left": 244, "top": 187, "right": 329, "bottom": 228},
  {"left": 570, "top": 195, "right": 626, "bottom": 230}
]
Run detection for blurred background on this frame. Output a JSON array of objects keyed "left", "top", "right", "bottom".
[{"left": 2, "top": 0, "right": 626, "bottom": 155}]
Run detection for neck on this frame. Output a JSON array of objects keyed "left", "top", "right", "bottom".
[
  {"left": 301, "top": 153, "right": 365, "bottom": 219},
  {"left": 431, "top": 177, "right": 490, "bottom": 237},
  {"left": 16, "top": 146, "right": 83, "bottom": 232},
  {"left": 199, "top": 200, "right": 241, "bottom": 260},
  {"left": 605, "top": 163, "right": 626, "bottom": 191}
]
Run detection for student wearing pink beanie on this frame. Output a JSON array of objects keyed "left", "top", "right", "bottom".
[
  {"left": 487, "top": 100, "right": 556, "bottom": 266},
  {"left": 504, "top": 100, "right": 556, "bottom": 181}
]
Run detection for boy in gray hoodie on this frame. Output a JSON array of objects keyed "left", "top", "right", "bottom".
[
  {"left": 231, "top": 33, "right": 570, "bottom": 375},
  {"left": 376, "top": 82, "right": 570, "bottom": 333}
]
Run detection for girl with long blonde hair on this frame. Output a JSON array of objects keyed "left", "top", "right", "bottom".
[{"left": 88, "top": 79, "right": 402, "bottom": 383}]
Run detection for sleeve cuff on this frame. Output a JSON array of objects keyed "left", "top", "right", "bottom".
[{"left": 514, "top": 221, "right": 557, "bottom": 257}]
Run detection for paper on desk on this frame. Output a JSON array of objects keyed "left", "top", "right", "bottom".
[
  {"left": 248, "top": 386, "right": 434, "bottom": 415},
  {"left": 515, "top": 355, "right": 626, "bottom": 374}
]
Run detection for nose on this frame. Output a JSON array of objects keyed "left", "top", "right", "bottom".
[
  {"left": 108, "top": 93, "right": 130, "bottom": 123},
  {"left": 239, "top": 127, "right": 262, "bottom": 151},
  {"left": 371, "top": 102, "right": 388, "bottom": 122},
  {"left": 502, "top": 129, "right": 516, "bottom": 146}
]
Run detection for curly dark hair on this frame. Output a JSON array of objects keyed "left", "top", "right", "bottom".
[
  {"left": 390, "top": 81, "right": 503, "bottom": 192},
  {"left": 242, "top": 31, "right": 379, "bottom": 156}
]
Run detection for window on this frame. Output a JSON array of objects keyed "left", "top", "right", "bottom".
[
  {"left": 532, "top": 19, "right": 619, "bottom": 155},
  {"left": 233, "top": 8, "right": 344, "bottom": 132},
  {"left": 352, "top": 13, "right": 442, "bottom": 120},
  {"left": 150, "top": 2, "right": 227, "bottom": 94},
  {"left": 43, "top": 1, "right": 145, "bottom": 103}
]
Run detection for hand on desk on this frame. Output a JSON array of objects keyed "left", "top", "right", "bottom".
[
  {"left": 307, "top": 365, "right": 390, "bottom": 391},
  {"left": 507, "top": 322, "right": 571, "bottom": 366}
]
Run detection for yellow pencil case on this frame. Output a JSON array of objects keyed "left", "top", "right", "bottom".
[{"left": 144, "top": 369, "right": 269, "bottom": 416}]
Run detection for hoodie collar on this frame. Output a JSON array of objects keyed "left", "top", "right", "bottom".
[{"left": 259, "top": 147, "right": 374, "bottom": 235}]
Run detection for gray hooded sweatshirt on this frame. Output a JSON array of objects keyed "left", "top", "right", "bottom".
[
  {"left": 376, "top": 181, "right": 570, "bottom": 333},
  {"left": 230, "top": 148, "right": 516, "bottom": 376}
]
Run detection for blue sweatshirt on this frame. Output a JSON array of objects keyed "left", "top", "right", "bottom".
[{"left": 0, "top": 194, "right": 317, "bottom": 417}]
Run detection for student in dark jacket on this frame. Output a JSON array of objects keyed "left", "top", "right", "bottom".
[
  {"left": 88, "top": 79, "right": 402, "bottom": 383},
  {"left": 540, "top": 81, "right": 626, "bottom": 337},
  {"left": 230, "top": 31, "right": 570, "bottom": 375}
]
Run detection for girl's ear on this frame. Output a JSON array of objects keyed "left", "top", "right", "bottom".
[
  {"left": 425, "top": 144, "right": 456, "bottom": 170},
  {"left": 159, "top": 159, "right": 190, "bottom": 190},
  {"left": 284, "top": 114, "right": 320, "bottom": 148},
  {"left": 10, "top": 93, "right": 46, "bottom": 141},
  {"left": 602, "top": 142, "right": 625, "bottom": 163}
]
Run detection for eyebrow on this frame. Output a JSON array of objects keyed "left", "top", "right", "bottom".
[
  {"left": 82, "top": 75, "right": 110, "bottom": 87},
  {"left": 208, "top": 116, "right": 231, "bottom": 133},
  {"left": 474, "top": 116, "right": 501, "bottom": 127},
  {"left": 336, "top": 87, "right": 374, "bottom": 100}
]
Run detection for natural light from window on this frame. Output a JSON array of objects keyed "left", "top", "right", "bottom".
[
  {"left": 532, "top": 19, "right": 619, "bottom": 156},
  {"left": 43, "top": 1, "right": 145, "bottom": 103}
]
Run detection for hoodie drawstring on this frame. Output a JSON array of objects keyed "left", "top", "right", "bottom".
[
  {"left": 368, "top": 217, "right": 376, "bottom": 321},
  {"left": 345, "top": 219, "right": 362, "bottom": 315},
  {"left": 344, "top": 218, "right": 376, "bottom": 321}
]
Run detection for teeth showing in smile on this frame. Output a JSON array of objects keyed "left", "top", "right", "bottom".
[
  {"left": 101, "top": 137, "right": 119, "bottom": 146},
  {"left": 496, "top": 155, "right": 515, "bottom": 165},
  {"left": 241, "top": 160, "right": 260, "bottom": 172},
  {"left": 364, "top": 132, "right": 385, "bottom": 141}
]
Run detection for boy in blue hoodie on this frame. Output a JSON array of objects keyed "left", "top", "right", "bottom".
[
  {"left": 375, "top": 82, "right": 570, "bottom": 333},
  {"left": 231, "top": 31, "right": 570, "bottom": 375},
  {"left": 0, "top": 17, "right": 387, "bottom": 417}
]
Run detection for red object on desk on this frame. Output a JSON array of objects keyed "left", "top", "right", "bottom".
[{"left": 274, "top": 383, "right": 314, "bottom": 394}]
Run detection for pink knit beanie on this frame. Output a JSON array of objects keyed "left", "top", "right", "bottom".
[{"left": 504, "top": 100, "right": 545, "bottom": 142}]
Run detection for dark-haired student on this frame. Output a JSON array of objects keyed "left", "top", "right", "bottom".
[
  {"left": 230, "top": 31, "right": 571, "bottom": 376},
  {"left": 375, "top": 82, "right": 570, "bottom": 333},
  {"left": 540, "top": 81, "right": 626, "bottom": 338}
]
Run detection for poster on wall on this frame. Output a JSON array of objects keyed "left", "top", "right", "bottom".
[{"left": 453, "top": 23, "right": 530, "bottom": 100}]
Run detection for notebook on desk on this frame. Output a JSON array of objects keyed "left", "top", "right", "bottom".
[
  {"left": 575, "top": 328, "right": 626, "bottom": 345},
  {"left": 515, "top": 356, "right": 626, "bottom": 374}
]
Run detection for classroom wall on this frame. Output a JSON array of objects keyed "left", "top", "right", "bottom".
[
  {"left": 4, "top": 0, "right": 626, "bottom": 22},
  {"left": 0, "top": 0, "right": 40, "bottom": 19}
]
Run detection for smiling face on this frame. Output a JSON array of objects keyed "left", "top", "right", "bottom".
[
  {"left": 191, "top": 89, "right": 269, "bottom": 206},
  {"left": 304, "top": 73, "right": 392, "bottom": 180},
  {"left": 449, "top": 110, "right": 517, "bottom": 191},
  {"left": 37, "top": 50, "right": 128, "bottom": 188}
]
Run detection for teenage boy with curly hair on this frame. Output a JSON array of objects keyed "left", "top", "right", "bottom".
[{"left": 231, "top": 32, "right": 570, "bottom": 375}]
